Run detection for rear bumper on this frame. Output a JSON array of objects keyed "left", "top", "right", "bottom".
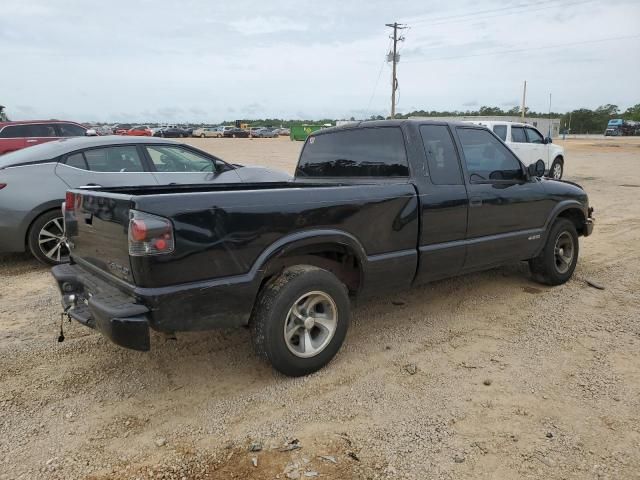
[
  {"left": 52, "top": 263, "right": 151, "bottom": 351},
  {"left": 51, "top": 258, "right": 258, "bottom": 351}
]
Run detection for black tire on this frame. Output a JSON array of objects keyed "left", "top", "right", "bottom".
[
  {"left": 250, "top": 265, "right": 350, "bottom": 377},
  {"left": 200, "top": 133, "right": 205, "bottom": 138},
  {"left": 549, "top": 158, "right": 563, "bottom": 179},
  {"left": 529, "top": 218, "right": 578, "bottom": 286},
  {"left": 28, "top": 210, "right": 69, "bottom": 265},
  {"left": 232, "top": 133, "right": 237, "bottom": 138}
]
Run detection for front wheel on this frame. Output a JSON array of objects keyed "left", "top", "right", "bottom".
[
  {"left": 200, "top": 133, "right": 205, "bottom": 138},
  {"left": 250, "top": 266, "right": 350, "bottom": 377},
  {"left": 28, "top": 210, "right": 69, "bottom": 265},
  {"left": 549, "top": 158, "right": 563, "bottom": 179},
  {"left": 529, "top": 218, "right": 578, "bottom": 285}
]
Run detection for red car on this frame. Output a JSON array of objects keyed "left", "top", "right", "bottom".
[
  {"left": 0, "top": 120, "right": 87, "bottom": 155},
  {"left": 125, "top": 125, "right": 153, "bottom": 136}
]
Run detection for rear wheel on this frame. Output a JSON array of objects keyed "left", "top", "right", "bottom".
[
  {"left": 250, "top": 266, "right": 350, "bottom": 376},
  {"left": 550, "top": 158, "right": 563, "bottom": 179},
  {"left": 28, "top": 210, "right": 69, "bottom": 265},
  {"left": 529, "top": 218, "right": 578, "bottom": 285},
  {"left": 200, "top": 133, "right": 205, "bottom": 138}
]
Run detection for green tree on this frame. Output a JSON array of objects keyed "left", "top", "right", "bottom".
[{"left": 623, "top": 104, "right": 640, "bottom": 121}]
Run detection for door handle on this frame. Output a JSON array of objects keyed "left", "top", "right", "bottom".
[{"left": 469, "top": 198, "right": 483, "bottom": 207}]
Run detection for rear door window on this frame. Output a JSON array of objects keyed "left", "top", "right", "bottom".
[
  {"left": 492, "top": 125, "right": 507, "bottom": 141},
  {"left": 26, "top": 124, "right": 57, "bottom": 137},
  {"left": 511, "top": 126, "right": 527, "bottom": 143},
  {"left": 296, "top": 127, "right": 409, "bottom": 177},
  {"left": 84, "top": 146, "right": 145, "bottom": 172},
  {"left": 419, "top": 125, "right": 462, "bottom": 185}
]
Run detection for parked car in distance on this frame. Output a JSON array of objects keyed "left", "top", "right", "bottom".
[
  {"left": 465, "top": 121, "right": 566, "bottom": 179},
  {"left": 93, "top": 126, "right": 113, "bottom": 136},
  {"left": 154, "top": 126, "right": 189, "bottom": 138},
  {"left": 113, "top": 124, "right": 133, "bottom": 135},
  {"left": 0, "top": 136, "right": 291, "bottom": 265},
  {"left": 125, "top": 126, "right": 153, "bottom": 136},
  {"left": 223, "top": 127, "right": 250, "bottom": 138},
  {"left": 193, "top": 127, "right": 222, "bottom": 138},
  {"left": 273, "top": 127, "right": 290, "bottom": 136},
  {"left": 53, "top": 120, "right": 594, "bottom": 376},
  {"left": 253, "top": 128, "right": 279, "bottom": 138},
  {"left": 0, "top": 120, "right": 88, "bottom": 155}
]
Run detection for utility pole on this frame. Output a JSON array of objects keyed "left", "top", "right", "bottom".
[
  {"left": 385, "top": 22, "right": 407, "bottom": 119},
  {"left": 548, "top": 92, "right": 552, "bottom": 137},
  {"left": 520, "top": 80, "right": 527, "bottom": 122}
]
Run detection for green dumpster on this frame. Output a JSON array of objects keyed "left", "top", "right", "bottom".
[{"left": 290, "top": 125, "right": 324, "bottom": 141}]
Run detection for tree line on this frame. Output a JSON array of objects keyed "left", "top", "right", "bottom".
[{"left": 227, "top": 104, "right": 640, "bottom": 134}]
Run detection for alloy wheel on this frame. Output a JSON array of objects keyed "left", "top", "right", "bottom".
[
  {"left": 38, "top": 216, "right": 69, "bottom": 263},
  {"left": 553, "top": 163, "right": 562, "bottom": 179},
  {"left": 284, "top": 291, "right": 338, "bottom": 358},
  {"left": 554, "top": 231, "right": 574, "bottom": 274}
]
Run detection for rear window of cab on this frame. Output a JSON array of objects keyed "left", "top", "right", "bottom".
[{"left": 296, "top": 127, "right": 409, "bottom": 177}]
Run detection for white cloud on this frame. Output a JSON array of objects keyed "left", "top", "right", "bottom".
[
  {"left": 228, "top": 16, "right": 308, "bottom": 35},
  {"left": 1, "top": 0, "right": 638, "bottom": 122}
]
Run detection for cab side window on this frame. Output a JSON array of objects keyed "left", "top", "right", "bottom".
[
  {"left": 511, "top": 126, "right": 527, "bottom": 143},
  {"left": 525, "top": 127, "right": 544, "bottom": 144},
  {"left": 493, "top": 125, "right": 507, "bottom": 141},
  {"left": 457, "top": 128, "right": 523, "bottom": 182},
  {"left": 419, "top": 125, "right": 462, "bottom": 185}
]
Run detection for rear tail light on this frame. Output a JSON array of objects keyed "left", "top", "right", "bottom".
[
  {"left": 0, "top": 183, "right": 7, "bottom": 190},
  {"left": 128, "top": 210, "right": 174, "bottom": 256},
  {"left": 65, "top": 191, "right": 75, "bottom": 211}
]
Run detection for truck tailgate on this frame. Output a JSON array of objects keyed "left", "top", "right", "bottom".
[{"left": 66, "top": 191, "right": 134, "bottom": 283}]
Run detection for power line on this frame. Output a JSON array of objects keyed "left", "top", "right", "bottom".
[
  {"left": 365, "top": 37, "right": 393, "bottom": 115},
  {"left": 402, "top": 34, "right": 640, "bottom": 64},
  {"left": 408, "top": 0, "right": 594, "bottom": 27}
]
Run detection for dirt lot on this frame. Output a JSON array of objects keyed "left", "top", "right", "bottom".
[{"left": 1, "top": 136, "right": 639, "bottom": 480}]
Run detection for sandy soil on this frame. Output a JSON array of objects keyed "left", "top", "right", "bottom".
[{"left": 1, "top": 136, "right": 639, "bottom": 480}]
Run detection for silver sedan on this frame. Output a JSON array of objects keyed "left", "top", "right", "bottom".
[{"left": 0, "top": 136, "right": 291, "bottom": 264}]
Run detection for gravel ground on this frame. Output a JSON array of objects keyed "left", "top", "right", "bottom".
[{"left": 1, "top": 136, "right": 639, "bottom": 480}]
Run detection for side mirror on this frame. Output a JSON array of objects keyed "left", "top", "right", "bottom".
[
  {"left": 545, "top": 136, "right": 552, "bottom": 144},
  {"left": 528, "top": 159, "right": 546, "bottom": 178},
  {"left": 85, "top": 129, "right": 97, "bottom": 136}
]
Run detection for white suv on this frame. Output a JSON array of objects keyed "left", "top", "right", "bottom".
[{"left": 466, "top": 121, "right": 565, "bottom": 179}]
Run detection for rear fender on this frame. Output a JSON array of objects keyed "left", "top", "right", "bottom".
[{"left": 252, "top": 229, "right": 369, "bottom": 288}]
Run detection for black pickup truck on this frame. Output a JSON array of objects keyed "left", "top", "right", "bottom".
[{"left": 52, "top": 120, "right": 594, "bottom": 376}]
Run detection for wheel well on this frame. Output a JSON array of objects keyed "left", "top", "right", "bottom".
[
  {"left": 260, "top": 243, "right": 362, "bottom": 297},
  {"left": 25, "top": 207, "right": 61, "bottom": 247},
  {"left": 557, "top": 208, "right": 585, "bottom": 236},
  {"left": 553, "top": 155, "right": 564, "bottom": 165}
]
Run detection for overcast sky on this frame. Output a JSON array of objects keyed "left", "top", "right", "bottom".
[{"left": 2, "top": 0, "right": 638, "bottom": 123}]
